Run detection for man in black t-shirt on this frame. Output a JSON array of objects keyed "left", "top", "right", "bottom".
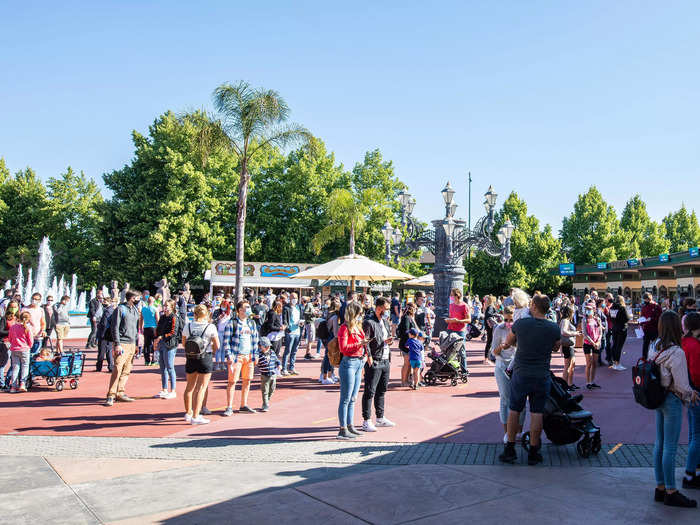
[{"left": 498, "top": 294, "right": 561, "bottom": 466}]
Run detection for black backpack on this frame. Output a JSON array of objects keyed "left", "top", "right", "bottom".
[
  {"left": 632, "top": 349, "right": 668, "bottom": 409},
  {"left": 315, "top": 319, "right": 330, "bottom": 340},
  {"left": 185, "top": 323, "right": 212, "bottom": 360}
]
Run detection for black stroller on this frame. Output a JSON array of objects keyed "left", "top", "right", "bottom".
[
  {"left": 424, "top": 332, "right": 469, "bottom": 387},
  {"left": 522, "top": 373, "right": 601, "bottom": 457},
  {"left": 464, "top": 320, "right": 483, "bottom": 341}
]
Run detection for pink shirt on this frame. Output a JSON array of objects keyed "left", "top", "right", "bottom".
[
  {"left": 8, "top": 323, "right": 33, "bottom": 352},
  {"left": 447, "top": 303, "right": 469, "bottom": 332},
  {"left": 584, "top": 318, "right": 601, "bottom": 345},
  {"left": 23, "top": 305, "right": 44, "bottom": 336}
]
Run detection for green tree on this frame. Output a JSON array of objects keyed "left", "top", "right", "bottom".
[
  {"left": 619, "top": 195, "right": 669, "bottom": 257},
  {"left": 245, "top": 138, "right": 345, "bottom": 262},
  {"left": 560, "top": 186, "right": 622, "bottom": 264},
  {"left": 0, "top": 167, "right": 53, "bottom": 278},
  {"left": 46, "top": 167, "right": 104, "bottom": 286},
  {"left": 102, "top": 111, "right": 238, "bottom": 287},
  {"left": 466, "top": 192, "right": 563, "bottom": 296},
  {"left": 211, "top": 81, "right": 311, "bottom": 300},
  {"left": 663, "top": 205, "right": 700, "bottom": 252}
]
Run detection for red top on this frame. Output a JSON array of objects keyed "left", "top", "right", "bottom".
[
  {"left": 641, "top": 302, "right": 662, "bottom": 332},
  {"left": 337, "top": 324, "right": 366, "bottom": 357},
  {"left": 447, "top": 302, "right": 469, "bottom": 332},
  {"left": 681, "top": 336, "right": 700, "bottom": 388}
]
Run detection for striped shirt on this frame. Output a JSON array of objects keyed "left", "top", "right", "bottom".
[{"left": 257, "top": 350, "right": 279, "bottom": 376}]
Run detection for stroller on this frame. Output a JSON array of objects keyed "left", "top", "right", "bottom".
[
  {"left": 424, "top": 331, "right": 469, "bottom": 387},
  {"left": 464, "top": 320, "right": 483, "bottom": 341},
  {"left": 522, "top": 372, "right": 601, "bottom": 458},
  {"left": 27, "top": 349, "right": 85, "bottom": 391}
]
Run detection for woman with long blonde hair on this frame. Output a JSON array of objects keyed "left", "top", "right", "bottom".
[{"left": 336, "top": 301, "right": 367, "bottom": 440}]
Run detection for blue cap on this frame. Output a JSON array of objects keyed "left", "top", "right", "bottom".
[
  {"left": 409, "top": 328, "right": 419, "bottom": 336},
  {"left": 259, "top": 336, "right": 271, "bottom": 348}
]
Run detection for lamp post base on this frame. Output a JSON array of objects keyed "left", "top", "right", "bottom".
[{"left": 432, "top": 262, "right": 466, "bottom": 337}]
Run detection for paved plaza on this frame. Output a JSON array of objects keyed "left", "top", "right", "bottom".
[{"left": 2, "top": 334, "right": 699, "bottom": 523}]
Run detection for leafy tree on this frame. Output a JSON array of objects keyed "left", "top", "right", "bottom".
[
  {"left": 245, "top": 138, "right": 345, "bottom": 262},
  {"left": 211, "top": 81, "right": 311, "bottom": 300},
  {"left": 466, "top": 192, "right": 563, "bottom": 296},
  {"left": 46, "top": 167, "right": 104, "bottom": 286},
  {"left": 663, "top": 205, "right": 700, "bottom": 252},
  {"left": 311, "top": 150, "right": 406, "bottom": 259},
  {"left": 102, "top": 111, "right": 238, "bottom": 288},
  {"left": 560, "top": 186, "right": 622, "bottom": 263},
  {"left": 619, "top": 195, "right": 669, "bottom": 257},
  {"left": 0, "top": 167, "right": 53, "bottom": 278}
]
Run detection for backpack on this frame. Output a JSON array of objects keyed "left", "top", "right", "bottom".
[
  {"left": 327, "top": 336, "right": 342, "bottom": 367},
  {"left": 315, "top": 319, "right": 330, "bottom": 341},
  {"left": 185, "top": 323, "right": 212, "bottom": 360},
  {"left": 632, "top": 348, "right": 668, "bottom": 409}
]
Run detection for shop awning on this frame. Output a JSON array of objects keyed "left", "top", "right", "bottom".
[{"left": 211, "top": 277, "right": 314, "bottom": 289}]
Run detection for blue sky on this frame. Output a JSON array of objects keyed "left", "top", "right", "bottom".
[{"left": 1, "top": 1, "right": 698, "bottom": 231}]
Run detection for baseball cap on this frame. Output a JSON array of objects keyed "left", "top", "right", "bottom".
[{"left": 259, "top": 336, "right": 271, "bottom": 348}]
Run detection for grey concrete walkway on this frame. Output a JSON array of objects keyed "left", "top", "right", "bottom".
[{"left": 2, "top": 436, "right": 699, "bottom": 524}]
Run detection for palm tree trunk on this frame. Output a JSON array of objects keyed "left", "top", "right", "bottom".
[
  {"left": 349, "top": 221, "right": 356, "bottom": 255},
  {"left": 235, "top": 162, "right": 250, "bottom": 301}
]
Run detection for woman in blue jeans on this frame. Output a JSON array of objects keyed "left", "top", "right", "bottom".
[
  {"left": 649, "top": 311, "right": 699, "bottom": 508},
  {"left": 336, "top": 302, "right": 367, "bottom": 440},
  {"left": 154, "top": 300, "right": 179, "bottom": 399},
  {"left": 681, "top": 312, "right": 700, "bottom": 489}
]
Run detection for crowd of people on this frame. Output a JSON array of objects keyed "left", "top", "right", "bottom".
[{"left": 1, "top": 282, "right": 700, "bottom": 508}]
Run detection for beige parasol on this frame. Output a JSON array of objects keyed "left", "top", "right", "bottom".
[{"left": 290, "top": 254, "right": 413, "bottom": 291}]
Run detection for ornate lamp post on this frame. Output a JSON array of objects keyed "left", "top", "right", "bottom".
[{"left": 384, "top": 182, "right": 514, "bottom": 334}]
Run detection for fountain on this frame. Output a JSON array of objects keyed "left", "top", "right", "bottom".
[
  {"left": 16, "top": 264, "right": 24, "bottom": 299},
  {"left": 90, "top": 287, "right": 96, "bottom": 301},
  {"left": 3, "top": 280, "right": 10, "bottom": 291},
  {"left": 49, "top": 276, "right": 58, "bottom": 301},
  {"left": 23, "top": 267, "right": 34, "bottom": 305},
  {"left": 34, "top": 236, "right": 53, "bottom": 301},
  {"left": 101, "top": 285, "right": 109, "bottom": 298}
]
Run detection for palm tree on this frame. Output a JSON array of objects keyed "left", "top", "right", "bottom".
[
  {"left": 211, "top": 81, "right": 311, "bottom": 300},
  {"left": 312, "top": 187, "right": 384, "bottom": 256}
]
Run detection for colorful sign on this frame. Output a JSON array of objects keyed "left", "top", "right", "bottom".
[
  {"left": 260, "top": 265, "right": 300, "bottom": 278},
  {"left": 659, "top": 254, "right": 669, "bottom": 263},
  {"left": 691, "top": 247, "right": 699, "bottom": 258},
  {"left": 627, "top": 258, "right": 640, "bottom": 267},
  {"left": 214, "top": 263, "right": 255, "bottom": 276},
  {"left": 596, "top": 262, "right": 607, "bottom": 270},
  {"left": 559, "top": 263, "right": 575, "bottom": 276}
]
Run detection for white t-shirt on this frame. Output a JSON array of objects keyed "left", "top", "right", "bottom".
[
  {"left": 380, "top": 320, "right": 390, "bottom": 360},
  {"left": 183, "top": 321, "right": 218, "bottom": 354},
  {"left": 238, "top": 320, "right": 253, "bottom": 355}
]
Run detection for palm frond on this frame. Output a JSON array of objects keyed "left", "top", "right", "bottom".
[
  {"left": 248, "top": 123, "right": 312, "bottom": 159},
  {"left": 312, "top": 222, "right": 346, "bottom": 255}
]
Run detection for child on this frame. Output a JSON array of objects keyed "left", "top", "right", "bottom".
[
  {"left": 583, "top": 304, "right": 602, "bottom": 390},
  {"left": 406, "top": 328, "right": 424, "bottom": 389},
  {"left": 9, "top": 311, "right": 33, "bottom": 392},
  {"left": 257, "top": 336, "right": 279, "bottom": 412}
]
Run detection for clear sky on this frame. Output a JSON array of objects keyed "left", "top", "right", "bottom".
[{"left": 1, "top": 1, "right": 698, "bottom": 231}]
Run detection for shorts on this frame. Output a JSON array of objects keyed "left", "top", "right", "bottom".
[
  {"left": 390, "top": 314, "right": 399, "bottom": 325},
  {"left": 229, "top": 354, "right": 254, "bottom": 382},
  {"left": 185, "top": 353, "right": 213, "bottom": 374},
  {"left": 509, "top": 373, "right": 551, "bottom": 414},
  {"left": 410, "top": 359, "right": 422, "bottom": 369},
  {"left": 561, "top": 345, "right": 574, "bottom": 359},
  {"left": 55, "top": 325, "right": 70, "bottom": 340},
  {"left": 583, "top": 343, "right": 599, "bottom": 355}
]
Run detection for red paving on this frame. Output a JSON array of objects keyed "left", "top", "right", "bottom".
[{"left": 0, "top": 334, "right": 684, "bottom": 444}]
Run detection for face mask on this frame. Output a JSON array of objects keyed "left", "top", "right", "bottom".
[
  {"left": 585, "top": 310, "right": 593, "bottom": 316},
  {"left": 32, "top": 300, "right": 40, "bottom": 305},
  {"left": 383, "top": 310, "right": 390, "bottom": 319},
  {"left": 246, "top": 308, "right": 252, "bottom": 317},
  {"left": 7, "top": 307, "right": 18, "bottom": 315},
  {"left": 504, "top": 321, "right": 513, "bottom": 328},
  {"left": 291, "top": 299, "right": 298, "bottom": 306}
]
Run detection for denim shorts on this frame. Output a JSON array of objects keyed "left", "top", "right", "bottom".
[
  {"left": 509, "top": 373, "right": 551, "bottom": 413},
  {"left": 409, "top": 359, "right": 422, "bottom": 369}
]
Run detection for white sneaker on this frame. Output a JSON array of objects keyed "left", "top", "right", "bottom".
[
  {"left": 191, "top": 416, "right": 210, "bottom": 425},
  {"left": 376, "top": 417, "right": 396, "bottom": 428},
  {"left": 616, "top": 364, "right": 626, "bottom": 371},
  {"left": 156, "top": 390, "right": 167, "bottom": 398},
  {"left": 280, "top": 370, "right": 289, "bottom": 376},
  {"left": 362, "top": 420, "right": 377, "bottom": 432},
  {"left": 332, "top": 375, "right": 340, "bottom": 383},
  {"left": 318, "top": 374, "right": 324, "bottom": 383},
  {"left": 322, "top": 378, "right": 334, "bottom": 385},
  {"left": 503, "top": 433, "right": 509, "bottom": 444},
  {"left": 184, "top": 413, "right": 192, "bottom": 423},
  {"left": 165, "top": 391, "right": 177, "bottom": 399}
]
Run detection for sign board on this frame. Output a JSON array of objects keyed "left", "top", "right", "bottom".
[
  {"left": 627, "top": 258, "right": 640, "bottom": 267},
  {"left": 691, "top": 247, "right": 699, "bottom": 258},
  {"left": 559, "top": 263, "right": 575, "bottom": 276},
  {"left": 596, "top": 262, "right": 608, "bottom": 270},
  {"left": 659, "top": 254, "right": 669, "bottom": 263}
]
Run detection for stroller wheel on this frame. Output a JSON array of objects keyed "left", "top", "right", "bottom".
[
  {"left": 521, "top": 431, "right": 530, "bottom": 451},
  {"left": 577, "top": 437, "right": 592, "bottom": 458},
  {"left": 46, "top": 377, "right": 55, "bottom": 386},
  {"left": 26, "top": 377, "right": 33, "bottom": 389},
  {"left": 70, "top": 379, "right": 79, "bottom": 390},
  {"left": 424, "top": 371, "right": 437, "bottom": 386},
  {"left": 591, "top": 432, "right": 601, "bottom": 454},
  {"left": 451, "top": 378, "right": 458, "bottom": 386},
  {"left": 461, "top": 374, "right": 468, "bottom": 383},
  {"left": 55, "top": 380, "right": 64, "bottom": 392}
]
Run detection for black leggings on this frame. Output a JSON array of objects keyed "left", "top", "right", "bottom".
[
  {"left": 143, "top": 327, "right": 157, "bottom": 364},
  {"left": 271, "top": 338, "right": 283, "bottom": 359},
  {"left": 484, "top": 324, "right": 494, "bottom": 358},
  {"left": 611, "top": 329, "right": 627, "bottom": 363}
]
